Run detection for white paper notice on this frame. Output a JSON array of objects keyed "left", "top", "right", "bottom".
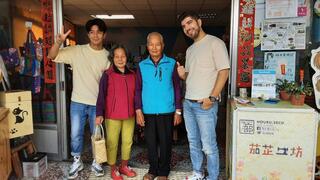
[
  {"left": 261, "top": 21, "right": 306, "bottom": 50},
  {"left": 251, "top": 69, "right": 276, "bottom": 99},
  {"left": 266, "top": 0, "right": 298, "bottom": 19}
]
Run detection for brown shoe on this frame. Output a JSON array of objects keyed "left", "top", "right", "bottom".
[
  {"left": 143, "top": 173, "right": 156, "bottom": 180},
  {"left": 157, "top": 176, "right": 168, "bottom": 180}
]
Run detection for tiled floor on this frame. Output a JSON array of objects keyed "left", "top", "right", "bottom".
[
  {"left": 35, "top": 162, "right": 225, "bottom": 180},
  {"left": 88, "top": 167, "right": 192, "bottom": 180},
  {"left": 21, "top": 105, "right": 228, "bottom": 180},
  {"left": 34, "top": 142, "right": 226, "bottom": 180}
]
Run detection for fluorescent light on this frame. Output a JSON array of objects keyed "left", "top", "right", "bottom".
[{"left": 91, "top": 15, "right": 135, "bottom": 19}]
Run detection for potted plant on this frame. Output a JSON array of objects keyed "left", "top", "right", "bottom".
[
  {"left": 276, "top": 79, "right": 293, "bottom": 100},
  {"left": 289, "top": 82, "right": 313, "bottom": 106}
]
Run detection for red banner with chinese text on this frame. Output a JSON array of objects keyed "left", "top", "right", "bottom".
[
  {"left": 41, "top": 0, "right": 56, "bottom": 83},
  {"left": 237, "top": 0, "right": 255, "bottom": 87}
]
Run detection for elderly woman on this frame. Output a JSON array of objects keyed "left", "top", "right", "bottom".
[{"left": 96, "top": 44, "right": 136, "bottom": 180}]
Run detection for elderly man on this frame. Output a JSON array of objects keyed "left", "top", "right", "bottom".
[
  {"left": 135, "top": 32, "right": 182, "bottom": 180},
  {"left": 177, "top": 11, "right": 230, "bottom": 180}
]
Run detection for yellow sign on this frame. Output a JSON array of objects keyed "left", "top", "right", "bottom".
[{"left": 254, "top": 28, "right": 261, "bottom": 48}]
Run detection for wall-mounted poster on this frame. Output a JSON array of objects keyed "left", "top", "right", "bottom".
[
  {"left": 266, "top": 0, "right": 298, "bottom": 19},
  {"left": 261, "top": 21, "right": 306, "bottom": 51},
  {"left": 264, "top": 51, "right": 296, "bottom": 82}
]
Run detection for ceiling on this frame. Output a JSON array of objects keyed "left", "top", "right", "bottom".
[{"left": 63, "top": 0, "right": 231, "bottom": 27}]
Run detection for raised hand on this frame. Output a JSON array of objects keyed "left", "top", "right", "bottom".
[
  {"left": 56, "top": 26, "right": 71, "bottom": 45},
  {"left": 177, "top": 61, "right": 186, "bottom": 80}
]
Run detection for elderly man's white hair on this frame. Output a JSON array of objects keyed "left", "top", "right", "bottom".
[{"left": 147, "top": 32, "right": 164, "bottom": 44}]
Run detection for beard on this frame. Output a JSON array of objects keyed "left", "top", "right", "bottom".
[{"left": 186, "top": 26, "right": 200, "bottom": 40}]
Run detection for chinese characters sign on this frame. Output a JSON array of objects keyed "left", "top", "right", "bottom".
[
  {"left": 237, "top": 0, "right": 255, "bottom": 87},
  {"left": 234, "top": 110, "right": 317, "bottom": 179},
  {"left": 249, "top": 143, "right": 303, "bottom": 158},
  {"left": 41, "top": 0, "right": 56, "bottom": 83}
]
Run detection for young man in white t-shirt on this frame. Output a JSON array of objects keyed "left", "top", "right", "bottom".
[
  {"left": 48, "top": 18, "right": 110, "bottom": 179},
  {"left": 177, "top": 11, "right": 230, "bottom": 180}
]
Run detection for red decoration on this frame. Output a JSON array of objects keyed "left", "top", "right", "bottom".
[
  {"left": 41, "top": 0, "right": 56, "bottom": 84},
  {"left": 237, "top": 0, "right": 255, "bottom": 87}
]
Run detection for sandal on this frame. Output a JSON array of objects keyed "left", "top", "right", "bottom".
[
  {"left": 157, "top": 176, "right": 168, "bottom": 180},
  {"left": 143, "top": 173, "right": 156, "bottom": 180}
]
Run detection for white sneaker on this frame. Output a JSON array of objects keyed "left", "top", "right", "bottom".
[
  {"left": 91, "top": 160, "right": 104, "bottom": 177},
  {"left": 68, "top": 156, "right": 84, "bottom": 179},
  {"left": 186, "top": 172, "right": 205, "bottom": 180}
]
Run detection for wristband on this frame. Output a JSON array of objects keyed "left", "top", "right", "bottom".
[{"left": 175, "top": 111, "right": 182, "bottom": 115}]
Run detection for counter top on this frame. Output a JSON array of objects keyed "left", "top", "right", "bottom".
[{"left": 231, "top": 98, "right": 315, "bottom": 112}]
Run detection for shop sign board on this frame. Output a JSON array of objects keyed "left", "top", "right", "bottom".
[{"left": 233, "top": 108, "right": 317, "bottom": 179}]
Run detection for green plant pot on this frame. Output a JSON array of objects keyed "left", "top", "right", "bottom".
[
  {"left": 279, "top": 90, "right": 291, "bottom": 101},
  {"left": 290, "top": 94, "right": 306, "bottom": 106}
]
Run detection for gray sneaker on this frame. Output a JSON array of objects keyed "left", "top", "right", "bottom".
[
  {"left": 68, "top": 156, "right": 84, "bottom": 179},
  {"left": 186, "top": 172, "right": 205, "bottom": 180},
  {"left": 91, "top": 160, "right": 104, "bottom": 177}
]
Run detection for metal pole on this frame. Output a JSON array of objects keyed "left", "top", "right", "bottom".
[
  {"left": 52, "top": 0, "right": 68, "bottom": 160},
  {"left": 229, "top": 0, "right": 240, "bottom": 97}
]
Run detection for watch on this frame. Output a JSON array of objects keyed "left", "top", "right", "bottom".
[
  {"left": 175, "top": 111, "right": 182, "bottom": 115},
  {"left": 209, "top": 96, "right": 219, "bottom": 102}
]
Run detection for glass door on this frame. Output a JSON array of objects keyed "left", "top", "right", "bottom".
[{"left": 0, "top": 0, "right": 67, "bottom": 160}]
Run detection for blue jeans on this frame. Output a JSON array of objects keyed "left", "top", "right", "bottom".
[
  {"left": 183, "top": 100, "right": 219, "bottom": 180},
  {"left": 70, "top": 101, "right": 96, "bottom": 156}
]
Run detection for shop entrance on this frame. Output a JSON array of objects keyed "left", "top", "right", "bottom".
[
  {"left": 59, "top": 0, "right": 232, "bottom": 177},
  {"left": 0, "top": 0, "right": 232, "bottom": 178},
  {"left": 3, "top": 0, "right": 320, "bottom": 179}
]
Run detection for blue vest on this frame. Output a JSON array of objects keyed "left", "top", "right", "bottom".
[{"left": 139, "top": 55, "right": 176, "bottom": 114}]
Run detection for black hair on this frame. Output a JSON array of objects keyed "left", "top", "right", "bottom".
[
  {"left": 108, "top": 44, "right": 129, "bottom": 64},
  {"left": 178, "top": 11, "right": 200, "bottom": 24},
  {"left": 85, "top": 18, "right": 107, "bottom": 33}
]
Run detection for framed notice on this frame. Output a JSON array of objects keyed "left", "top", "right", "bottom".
[
  {"left": 266, "top": 0, "right": 298, "bottom": 19},
  {"left": 251, "top": 69, "right": 276, "bottom": 99},
  {"left": 264, "top": 51, "right": 296, "bottom": 82},
  {"left": 261, "top": 21, "right": 306, "bottom": 51}
]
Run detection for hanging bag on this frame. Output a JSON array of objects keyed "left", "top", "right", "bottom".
[{"left": 91, "top": 124, "right": 107, "bottom": 163}]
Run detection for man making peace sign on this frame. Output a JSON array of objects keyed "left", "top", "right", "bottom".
[{"left": 48, "top": 18, "right": 110, "bottom": 179}]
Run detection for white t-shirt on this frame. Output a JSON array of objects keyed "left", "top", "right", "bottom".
[
  {"left": 185, "top": 35, "right": 230, "bottom": 100},
  {"left": 53, "top": 44, "right": 110, "bottom": 105}
]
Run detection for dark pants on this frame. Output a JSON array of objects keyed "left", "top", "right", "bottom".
[{"left": 144, "top": 113, "right": 174, "bottom": 176}]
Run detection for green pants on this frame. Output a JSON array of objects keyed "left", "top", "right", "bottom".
[{"left": 105, "top": 118, "right": 135, "bottom": 165}]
